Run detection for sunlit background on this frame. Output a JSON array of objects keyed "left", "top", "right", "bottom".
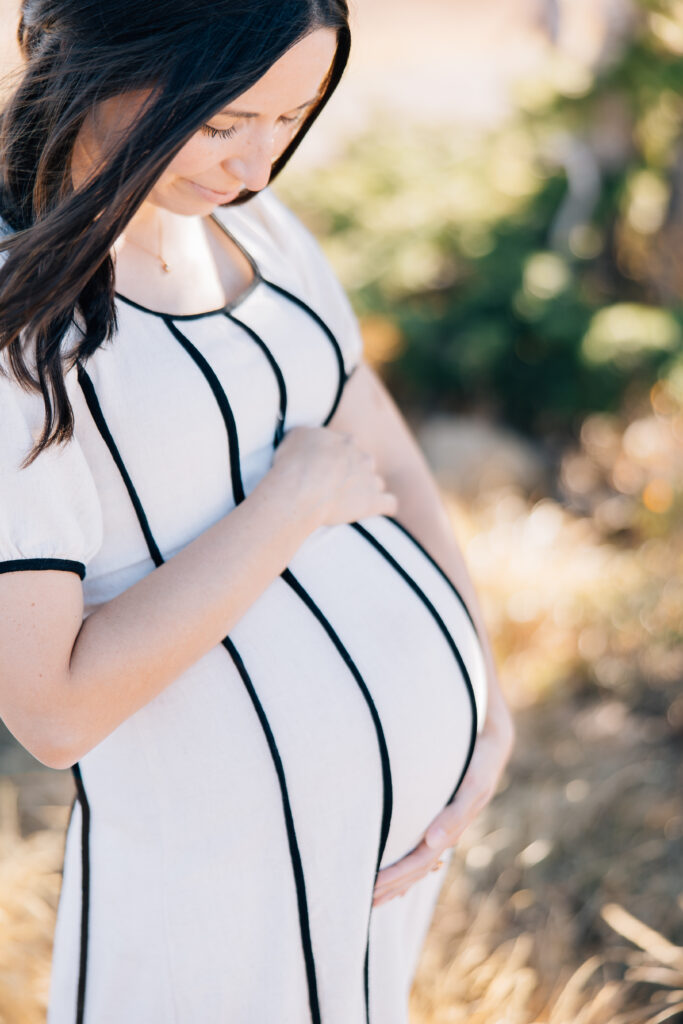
[{"left": 0, "top": 0, "right": 682, "bottom": 1021}]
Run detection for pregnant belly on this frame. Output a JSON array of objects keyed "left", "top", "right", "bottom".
[
  {"left": 85, "top": 513, "right": 487, "bottom": 875},
  {"left": 275, "top": 513, "right": 488, "bottom": 867}
]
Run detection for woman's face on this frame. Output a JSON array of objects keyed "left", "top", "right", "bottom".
[{"left": 71, "top": 27, "right": 338, "bottom": 214}]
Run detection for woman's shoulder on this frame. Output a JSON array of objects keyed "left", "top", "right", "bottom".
[
  {"left": 0, "top": 345, "right": 103, "bottom": 577},
  {"left": 0, "top": 208, "right": 102, "bottom": 574}
]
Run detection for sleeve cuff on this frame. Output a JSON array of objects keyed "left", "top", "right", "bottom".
[{"left": 0, "top": 558, "right": 86, "bottom": 579}]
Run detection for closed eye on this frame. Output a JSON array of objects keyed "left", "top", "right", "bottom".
[
  {"left": 200, "top": 123, "right": 239, "bottom": 140},
  {"left": 200, "top": 111, "right": 306, "bottom": 140}
]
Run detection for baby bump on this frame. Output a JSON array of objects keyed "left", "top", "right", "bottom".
[
  {"left": 82, "top": 514, "right": 486, "bottom": 872},
  {"left": 281, "top": 513, "right": 488, "bottom": 867}
]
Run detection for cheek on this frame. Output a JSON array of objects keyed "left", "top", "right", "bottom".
[{"left": 161, "top": 137, "right": 224, "bottom": 182}]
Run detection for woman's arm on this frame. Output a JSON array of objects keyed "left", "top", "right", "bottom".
[
  {"left": 0, "top": 418, "right": 396, "bottom": 771},
  {"left": 329, "top": 363, "right": 514, "bottom": 747},
  {"left": 329, "top": 363, "right": 516, "bottom": 902},
  {"left": 0, "top": 469, "right": 318, "bottom": 770}
]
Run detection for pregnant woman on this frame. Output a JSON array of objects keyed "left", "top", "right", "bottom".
[{"left": 0, "top": 1, "right": 515, "bottom": 1021}]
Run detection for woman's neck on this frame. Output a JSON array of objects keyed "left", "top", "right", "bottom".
[{"left": 118, "top": 201, "right": 199, "bottom": 252}]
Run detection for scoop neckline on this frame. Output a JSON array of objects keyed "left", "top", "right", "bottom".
[{"left": 114, "top": 210, "right": 264, "bottom": 321}]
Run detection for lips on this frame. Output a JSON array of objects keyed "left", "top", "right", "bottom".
[{"left": 188, "top": 179, "right": 244, "bottom": 202}]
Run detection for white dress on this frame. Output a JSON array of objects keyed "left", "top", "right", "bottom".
[{"left": 0, "top": 187, "right": 488, "bottom": 1024}]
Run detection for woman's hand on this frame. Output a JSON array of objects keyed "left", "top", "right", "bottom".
[
  {"left": 372, "top": 700, "right": 515, "bottom": 907},
  {"left": 270, "top": 425, "right": 399, "bottom": 530}
]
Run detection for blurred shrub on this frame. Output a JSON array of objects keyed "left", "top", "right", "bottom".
[{"left": 277, "top": 0, "right": 683, "bottom": 446}]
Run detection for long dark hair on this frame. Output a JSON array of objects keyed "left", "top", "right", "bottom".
[{"left": 0, "top": 0, "right": 350, "bottom": 465}]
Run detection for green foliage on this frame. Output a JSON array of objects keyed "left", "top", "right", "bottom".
[{"left": 276, "top": 0, "right": 683, "bottom": 443}]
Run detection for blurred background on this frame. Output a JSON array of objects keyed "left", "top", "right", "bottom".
[{"left": 1, "top": 0, "right": 682, "bottom": 1020}]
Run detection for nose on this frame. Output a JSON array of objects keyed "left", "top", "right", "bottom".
[{"left": 222, "top": 125, "right": 277, "bottom": 193}]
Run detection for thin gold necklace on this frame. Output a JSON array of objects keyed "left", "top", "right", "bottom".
[{"left": 120, "top": 216, "right": 171, "bottom": 273}]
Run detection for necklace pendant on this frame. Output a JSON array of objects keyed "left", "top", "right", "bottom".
[{"left": 161, "top": 260, "right": 171, "bottom": 274}]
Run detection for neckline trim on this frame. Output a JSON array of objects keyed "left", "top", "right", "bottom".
[{"left": 114, "top": 210, "right": 264, "bottom": 321}]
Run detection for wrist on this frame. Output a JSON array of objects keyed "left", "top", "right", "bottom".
[
  {"left": 482, "top": 695, "right": 516, "bottom": 757},
  {"left": 253, "top": 464, "right": 323, "bottom": 540}
]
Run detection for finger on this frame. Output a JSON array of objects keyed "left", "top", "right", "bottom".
[
  {"left": 424, "top": 797, "right": 485, "bottom": 851},
  {"left": 374, "top": 859, "right": 444, "bottom": 897},
  {"left": 373, "top": 889, "right": 402, "bottom": 906},
  {"left": 374, "top": 863, "right": 435, "bottom": 895},
  {"left": 374, "top": 850, "right": 445, "bottom": 892},
  {"left": 373, "top": 882, "right": 416, "bottom": 906},
  {"left": 373, "top": 866, "right": 442, "bottom": 905},
  {"left": 372, "top": 891, "right": 396, "bottom": 907},
  {"left": 375, "top": 841, "right": 435, "bottom": 888}
]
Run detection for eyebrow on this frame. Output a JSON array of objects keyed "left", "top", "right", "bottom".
[{"left": 216, "top": 94, "right": 322, "bottom": 119}]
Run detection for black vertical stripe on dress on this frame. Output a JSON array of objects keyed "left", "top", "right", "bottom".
[
  {"left": 257, "top": 277, "right": 348, "bottom": 424},
  {"left": 238, "top": 273, "right": 480, "bottom": 786},
  {"left": 76, "top": 359, "right": 323, "bottom": 1024},
  {"left": 165, "top": 318, "right": 393, "bottom": 1024},
  {"left": 245, "top": 263, "right": 480, "bottom": 768},
  {"left": 222, "top": 309, "right": 287, "bottom": 447},
  {"left": 383, "top": 516, "right": 479, "bottom": 633},
  {"left": 161, "top": 319, "right": 246, "bottom": 506},
  {"left": 76, "top": 363, "right": 163, "bottom": 568},
  {"left": 248, "top": 268, "right": 480, "bottom": 795},
  {"left": 208, "top": 208, "right": 347, "bottom": 424},
  {"left": 281, "top": 567, "right": 393, "bottom": 1022},
  {"left": 70, "top": 763, "right": 90, "bottom": 1024},
  {"left": 220, "top": 633, "right": 321, "bottom": 1015},
  {"left": 349, "top": 522, "right": 479, "bottom": 805}
]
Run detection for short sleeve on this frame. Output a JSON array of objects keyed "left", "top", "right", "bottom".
[
  {"left": 0, "top": 360, "right": 103, "bottom": 579},
  {"left": 247, "top": 187, "right": 365, "bottom": 379}
]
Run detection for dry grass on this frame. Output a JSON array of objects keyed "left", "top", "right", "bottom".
[
  {"left": 412, "top": 875, "right": 683, "bottom": 1024},
  {"left": 0, "top": 779, "right": 66, "bottom": 1023},
  {"left": 409, "top": 855, "right": 683, "bottom": 1024}
]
